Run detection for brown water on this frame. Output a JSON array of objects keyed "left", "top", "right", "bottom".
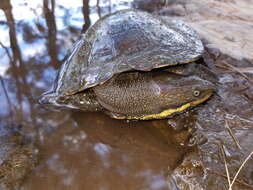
[
  {"left": 0, "top": 1, "right": 189, "bottom": 189},
  {"left": 1, "top": 0, "right": 253, "bottom": 190},
  {"left": 22, "top": 112, "right": 190, "bottom": 190}
]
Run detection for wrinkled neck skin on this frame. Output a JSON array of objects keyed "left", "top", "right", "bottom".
[{"left": 39, "top": 90, "right": 103, "bottom": 112}]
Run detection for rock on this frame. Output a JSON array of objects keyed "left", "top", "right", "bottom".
[
  {"left": 132, "top": 0, "right": 167, "bottom": 12},
  {"left": 137, "top": 0, "right": 253, "bottom": 61},
  {"left": 168, "top": 152, "right": 207, "bottom": 190},
  {"left": 0, "top": 125, "right": 38, "bottom": 190}
]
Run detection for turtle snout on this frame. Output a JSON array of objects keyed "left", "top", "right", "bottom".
[{"left": 38, "top": 92, "right": 57, "bottom": 105}]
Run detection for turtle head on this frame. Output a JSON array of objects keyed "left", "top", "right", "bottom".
[
  {"left": 38, "top": 91, "right": 58, "bottom": 105},
  {"left": 157, "top": 75, "right": 216, "bottom": 117},
  {"left": 38, "top": 91, "right": 67, "bottom": 111},
  {"left": 38, "top": 90, "right": 103, "bottom": 112}
]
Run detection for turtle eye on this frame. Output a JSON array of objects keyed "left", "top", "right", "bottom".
[{"left": 193, "top": 90, "right": 200, "bottom": 97}]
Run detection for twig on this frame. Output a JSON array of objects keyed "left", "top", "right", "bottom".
[
  {"left": 0, "top": 76, "right": 14, "bottom": 123},
  {"left": 216, "top": 64, "right": 230, "bottom": 70},
  {"left": 221, "top": 61, "right": 253, "bottom": 85},
  {"left": 0, "top": 41, "right": 12, "bottom": 61},
  {"left": 229, "top": 151, "right": 253, "bottom": 190},
  {"left": 225, "top": 120, "right": 242, "bottom": 150},
  {"left": 207, "top": 169, "right": 253, "bottom": 189},
  {"left": 217, "top": 65, "right": 253, "bottom": 74},
  {"left": 232, "top": 67, "right": 253, "bottom": 74},
  {"left": 164, "top": 0, "right": 170, "bottom": 6},
  {"left": 220, "top": 144, "right": 231, "bottom": 187}
]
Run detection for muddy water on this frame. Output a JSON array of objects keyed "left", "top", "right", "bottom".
[
  {"left": 0, "top": 1, "right": 190, "bottom": 189},
  {"left": 22, "top": 113, "right": 190, "bottom": 190}
]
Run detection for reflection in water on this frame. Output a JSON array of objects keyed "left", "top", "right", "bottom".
[
  {"left": 82, "top": 0, "right": 91, "bottom": 33},
  {"left": 0, "top": 0, "right": 37, "bottom": 125},
  {"left": 0, "top": 76, "right": 14, "bottom": 122},
  {"left": 43, "top": 0, "right": 59, "bottom": 68},
  {"left": 22, "top": 113, "right": 188, "bottom": 190},
  {"left": 96, "top": 0, "right": 102, "bottom": 18},
  {"left": 0, "top": 0, "right": 185, "bottom": 189}
]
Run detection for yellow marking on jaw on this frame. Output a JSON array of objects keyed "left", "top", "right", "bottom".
[{"left": 113, "top": 92, "right": 212, "bottom": 120}]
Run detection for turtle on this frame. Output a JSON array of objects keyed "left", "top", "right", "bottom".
[{"left": 39, "top": 9, "right": 215, "bottom": 120}]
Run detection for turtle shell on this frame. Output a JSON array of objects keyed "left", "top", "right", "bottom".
[{"left": 55, "top": 9, "right": 204, "bottom": 95}]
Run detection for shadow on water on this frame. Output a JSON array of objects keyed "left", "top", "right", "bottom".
[{"left": 0, "top": 0, "right": 188, "bottom": 189}]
